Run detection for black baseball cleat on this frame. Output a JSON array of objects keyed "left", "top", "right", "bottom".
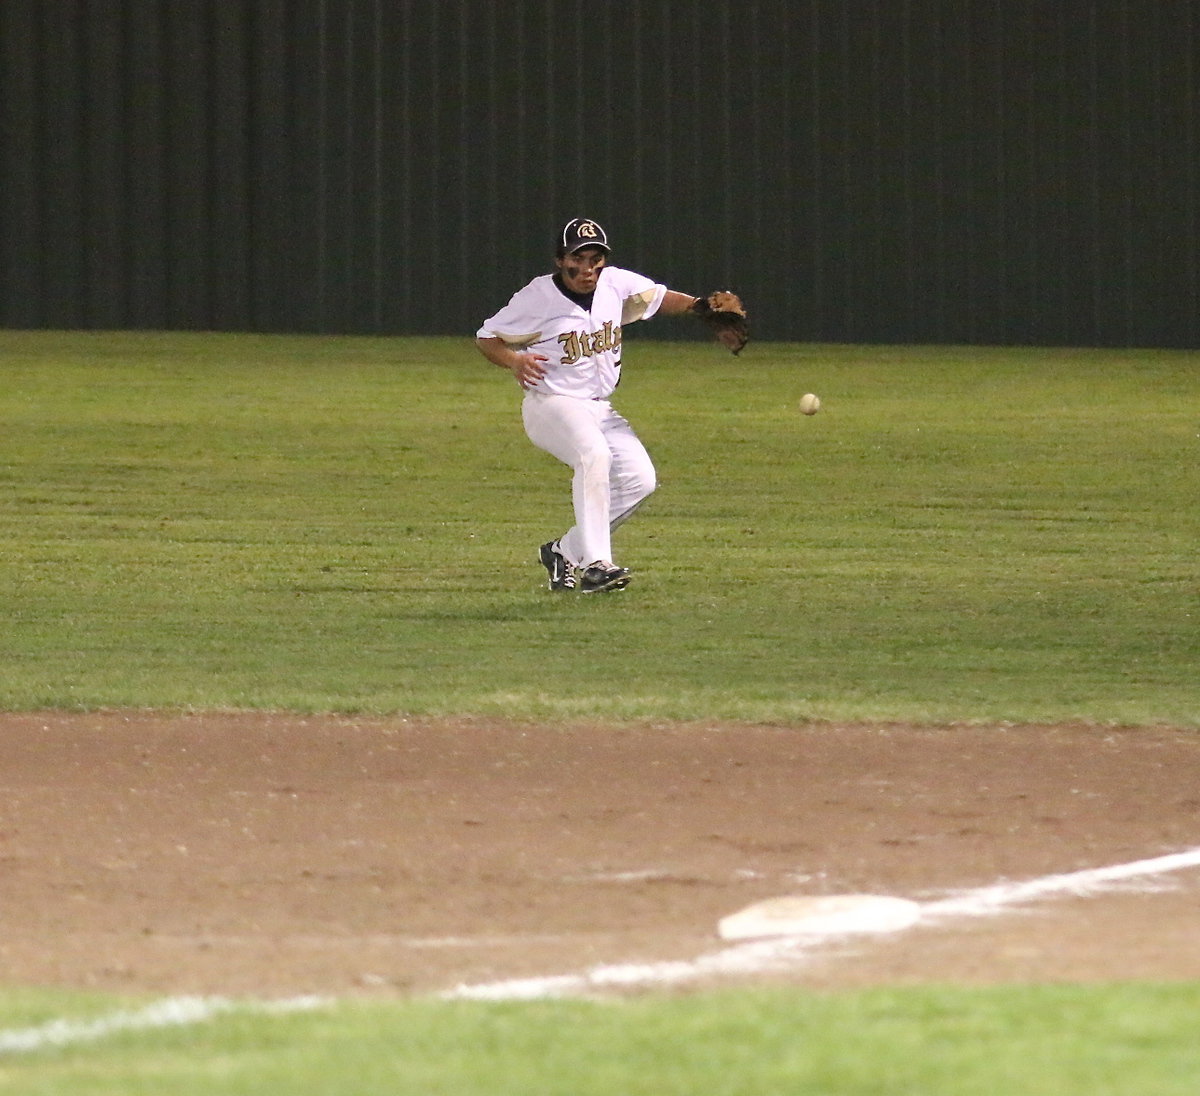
[
  {"left": 538, "top": 541, "right": 577, "bottom": 591},
  {"left": 579, "top": 561, "right": 632, "bottom": 594}
]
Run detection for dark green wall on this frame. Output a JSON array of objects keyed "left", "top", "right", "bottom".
[{"left": 3, "top": 0, "right": 1197, "bottom": 346}]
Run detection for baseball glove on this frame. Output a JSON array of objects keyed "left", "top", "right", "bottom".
[{"left": 691, "top": 291, "right": 749, "bottom": 355}]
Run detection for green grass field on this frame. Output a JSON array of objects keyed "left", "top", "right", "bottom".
[
  {"left": 4, "top": 984, "right": 1200, "bottom": 1095},
  {"left": 2, "top": 330, "right": 1196, "bottom": 723},
  {"left": 1, "top": 330, "right": 1198, "bottom": 1092}
]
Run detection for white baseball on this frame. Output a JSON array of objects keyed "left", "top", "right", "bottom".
[{"left": 799, "top": 393, "right": 821, "bottom": 415}]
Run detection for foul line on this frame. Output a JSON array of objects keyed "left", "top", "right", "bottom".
[
  {"left": 0, "top": 995, "right": 327, "bottom": 1056},
  {"left": 446, "top": 845, "right": 1200, "bottom": 1000},
  {"left": 5, "top": 847, "right": 1199, "bottom": 1035}
]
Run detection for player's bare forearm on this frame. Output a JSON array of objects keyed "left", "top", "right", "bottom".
[
  {"left": 475, "top": 336, "right": 548, "bottom": 389},
  {"left": 475, "top": 336, "right": 513, "bottom": 368},
  {"left": 659, "top": 290, "right": 700, "bottom": 316}
]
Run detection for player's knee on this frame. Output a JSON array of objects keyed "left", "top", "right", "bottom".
[
  {"left": 628, "top": 460, "right": 656, "bottom": 501},
  {"left": 626, "top": 475, "right": 655, "bottom": 507}
]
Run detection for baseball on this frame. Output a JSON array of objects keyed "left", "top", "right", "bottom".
[{"left": 799, "top": 393, "right": 821, "bottom": 415}]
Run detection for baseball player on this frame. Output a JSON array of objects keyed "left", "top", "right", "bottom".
[{"left": 475, "top": 217, "right": 748, "bottom": 593}]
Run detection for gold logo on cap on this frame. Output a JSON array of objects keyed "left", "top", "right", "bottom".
[{"left": 578, "top": 221, "right": 599, "bottom": 238}]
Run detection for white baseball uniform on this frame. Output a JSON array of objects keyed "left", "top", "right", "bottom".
[{"left": 477, "top": 266, "right": 668, "bottom": 568}]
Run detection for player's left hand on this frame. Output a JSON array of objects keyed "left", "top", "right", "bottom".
[{"left": 691, "top": 291, "right": 749, "bottom": 355}]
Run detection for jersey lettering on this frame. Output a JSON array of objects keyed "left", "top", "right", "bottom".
[
  {"left": 558, "top": 321, "right": 622, "bottom": 365},
  {"left": 558, "top": 331, "right": 581, "bottom": 363}
]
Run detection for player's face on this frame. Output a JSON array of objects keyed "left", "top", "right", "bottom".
[{"left": 557, "top": 247, "right": 608, "bottom": 293}]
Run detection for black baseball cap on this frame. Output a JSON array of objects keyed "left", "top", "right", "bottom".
[{"left": 559, "top": 217, "right": 610, "bottom": 254}]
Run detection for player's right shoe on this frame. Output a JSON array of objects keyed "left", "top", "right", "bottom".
[
  {"left": 579, "top": 561, "right": 632, "bottom": 594},
  {"left": 539, "top": 541, "right": 577, "bottom": 591}
]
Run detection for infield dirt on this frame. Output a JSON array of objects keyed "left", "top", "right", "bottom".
[{"left": 2, "top": 712, "right": 1198, "bottom": 997}]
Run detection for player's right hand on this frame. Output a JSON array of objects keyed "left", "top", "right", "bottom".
[{"left": 511, "top": 351, "right": 549, "bottom": 389}]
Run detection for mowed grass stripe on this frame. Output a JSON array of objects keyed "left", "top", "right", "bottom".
[{"left": 0, "top": 331, "right": 1196, "bottom": 724}]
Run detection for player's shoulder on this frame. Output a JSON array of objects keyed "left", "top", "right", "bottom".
[
  {"left": 511, "top": 273, "right": 559, "bottom": 301},
  {"left": 600, "top": 265, "right": 658, "bottom": 292},
  {"left": 601, "top": 264, "right": 645, "bottom": 280},
  {"left": 492, "top": 274, "right": 555, "bottom": 313}
]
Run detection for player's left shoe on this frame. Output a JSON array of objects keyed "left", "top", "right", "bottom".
[
  {"left": 539, "top": 541, "right": 577, "bottom": 591},
  {"left": 579, "top": 561, "right": 632, "bottom": 594}
]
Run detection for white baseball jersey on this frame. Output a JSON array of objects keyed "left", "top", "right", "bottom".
[{"left": 476, "top": 266, "right": 667, "bottom": 399}]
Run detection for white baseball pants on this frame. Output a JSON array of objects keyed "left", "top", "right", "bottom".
[{"left": 522, "top": 391, "right": 656, "bottom": 568}]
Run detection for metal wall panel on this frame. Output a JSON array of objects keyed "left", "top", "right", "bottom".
[{"left": 1, "top": 0, "right": 1196, "bottom": 345}]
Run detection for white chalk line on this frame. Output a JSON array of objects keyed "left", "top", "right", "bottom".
[
  {"left": 445, "top": 845, "right": 1200, "bottom": 1000},
  {"left": 0, "top": 994, "right": 327, "bottom": 1056},
  {"left": 5, "top": 846, "right": 1199, "bottom": 1041}
]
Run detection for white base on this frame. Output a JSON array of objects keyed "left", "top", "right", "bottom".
[{"left": 718, "top": 894, "right": 921, "bottom": 941}]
